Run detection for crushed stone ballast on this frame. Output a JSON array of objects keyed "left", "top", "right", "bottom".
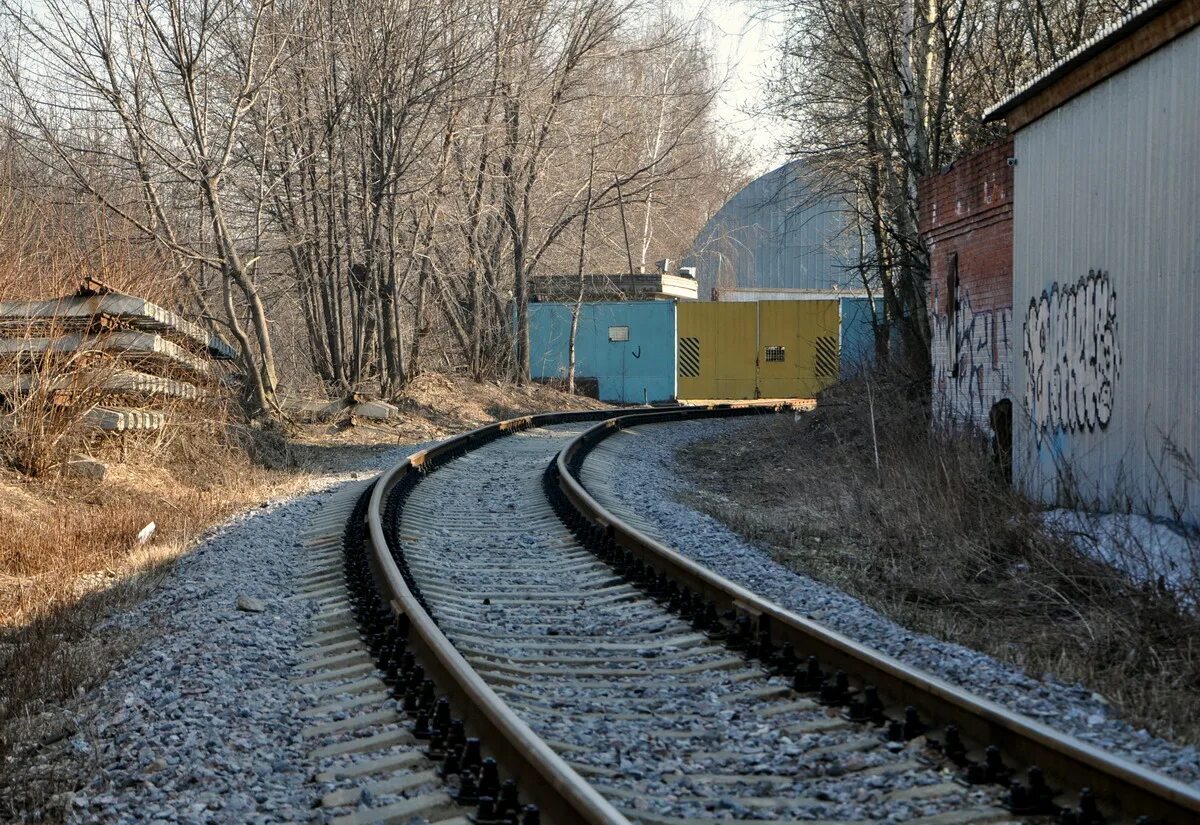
[{"left": 327, "top": 403, "right": 1200, "bottom": 825}]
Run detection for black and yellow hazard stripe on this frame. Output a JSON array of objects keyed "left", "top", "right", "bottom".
[
  {"left": 678, "top": 336, "right": 700, "bottom": 377},
  {"left": 814, "top": 336, "right": 839, "bottom": 378}
]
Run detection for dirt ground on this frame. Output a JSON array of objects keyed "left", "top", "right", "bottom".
[
  {"left": 0, "top": 372, "right": 609, "bottom": 815},
  {"left": 288, "top": 372, "right": 612, "bottom": 466},
  {"left": 675, "top": 377, "right": 1200, "bottom": 747}
]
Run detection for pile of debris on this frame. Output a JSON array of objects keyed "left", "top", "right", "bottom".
[
  {"left": 281, "top": 392, "right": 399, "bottom": 424},
  {"left": 0, "top": 278, "right": 234, "bottom": 432}
]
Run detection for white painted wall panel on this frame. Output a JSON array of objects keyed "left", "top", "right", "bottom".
[{"left": 1013, "top": 26, "right": 1200, "bottom": 523}]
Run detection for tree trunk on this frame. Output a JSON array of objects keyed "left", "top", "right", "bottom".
[
  {"left": 567, "top": 149, "right": 595, "bottom": 395},
  {"left": 502, "top": 91, "right": 530, "bottom": 384}
]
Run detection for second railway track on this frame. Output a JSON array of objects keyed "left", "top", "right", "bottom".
[{"left": 328, "top": 405, "right": 1200, "bottom": 825}]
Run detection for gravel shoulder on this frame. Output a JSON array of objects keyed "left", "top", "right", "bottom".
[
  {"left": 583, "top": 417, "right": 1200, "bottom": 787},
  {"left": 397, "top": 425, "right": 1006, "bottom": 822},
  {"left": 10, "top": 445, "right": 419, "bottom": 824}
]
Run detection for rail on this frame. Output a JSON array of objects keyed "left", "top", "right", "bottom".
[
  {"left": 361, "top": 403, "right": 788, "bottom": 825},
  {"left": 555, "top": 407, "right": 1200, "bottom": 825}
]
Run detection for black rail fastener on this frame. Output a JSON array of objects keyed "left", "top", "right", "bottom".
[
  {"left": 698, "top": 602, "right": 722, "bottom": 633},
  {"left": 964, "top": 744, "right": 1014, "bottom": 785},
  {"left": 902, "top": 705, "right": 927, "bottom": 740},
  {"left": 932, "top": 724, "right": 968, "bottom": 766},
  {"left": 771, "top": 643, "right": 799, "bottom": 677},
  {"left": 521, "top": 805, "right": 540, "bottom": 825},
  {"left": 456, "top": 771, "right": 481, "bottom": 805},
  {"left": 667, "top": 582, "right": 685, "bottom": 612},
  {"left": 498, "top": 780, "right": 521, "bottom": 816},
  {"left": 731, "top": 614, "right": 753, "bottom": 648},
  {"left": 427, "top": 728, "right": 448, "bottom": 760},
  {"left": 793, "top": 655, "right": 824, "bottom": 693},
  {"left": 461, "top": 737, "right": 483, "bottom": 773},
  {"left": 844, "top": 684, "right": 886, "bottom": 725},
  {"left": 1058, "top": 787, "right": 1109, "bottom": 825},
  {"left": 471, "top": 796, "right": 500, "bottom": 824},
  {"left": 886, "top": 706, "right": 927, "bottom": 741},
  {"left": 440, "top": 747, "right": 462, "bottom": 778},
  {"left": 432, "top": 697, "right": 452, "bottom": 736},
  {"left": 413, "top": 710, "right": 433, "bottom": 739},
  {"left": 755, "top": 625, "right": 775, "bottom": 661},
  {"left": 419, "top": 679, "right": 436, "bottom": 711},
  {"left": 446, "top": 718, "right": 466, "bottom": 751},
  {"left": 1006, "top": 766, "right": 1058, "bottom": 816},
  {"left": 1077, "top": 788, "right": 1105, "bottom": 825},
  {"left": 478, "top": 757, "right": 501, "bottom": 799},
  {"left": 818, "top": 670, "right": 851, "bottom": 706},
  {"left": 402, "top": 683, "right": 420, "bottom": 712},
  {"left": 382, "top": 642, "right": 404, "bottom": 685}
]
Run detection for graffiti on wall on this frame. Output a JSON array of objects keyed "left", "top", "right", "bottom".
[
  {"left": 1023, "top": 269, "right": 1120, "bottom": 444},
  {"left": 931, "top": 284, "right": 1012, "bottom": 427}
]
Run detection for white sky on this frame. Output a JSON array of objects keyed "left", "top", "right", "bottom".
[{"left": 671, "top": 0, "right": 791, "bottom": 174}]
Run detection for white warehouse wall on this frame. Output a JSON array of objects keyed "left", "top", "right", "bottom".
[{"left": 1012, "top": 25, "right": 1200, "bottom": 523}]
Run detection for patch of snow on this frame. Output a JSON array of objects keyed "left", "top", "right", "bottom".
[{"left": 1042, "top": 509, "right": 1200, "bottom": 609}]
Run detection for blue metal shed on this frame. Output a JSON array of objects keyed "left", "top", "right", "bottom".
[
  {"left": 528, "top": 301, "right": 676, "bottom": 404},
  {"left": 839, "top": 297, "right": 883, "bottom": 378}
]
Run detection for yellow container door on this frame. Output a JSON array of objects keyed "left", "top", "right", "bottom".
[
  {"left": 757, "top": 300, "right": 841, "bottom": 398},
  {"left": 677, "top": 303, "right": 757, "bottom": 399}
]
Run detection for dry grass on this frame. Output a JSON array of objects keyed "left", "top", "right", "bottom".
[
  {"left": 0, "top": 414, "right": 302, "bottom": 816},
  {"left": 677, "top": 373, "right": 1200, "bottom": 746},
  {"left": 291, "top": 371, "right": 613, "bottom": 451}
]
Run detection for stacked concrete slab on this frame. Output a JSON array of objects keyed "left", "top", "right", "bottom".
[{"left": 0, "top": 281, "right": 233, "bottom": 432}]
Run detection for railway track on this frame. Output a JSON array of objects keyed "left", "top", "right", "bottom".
[{"left": 305, "top": 405, "right": 1200, "bottom": 825}]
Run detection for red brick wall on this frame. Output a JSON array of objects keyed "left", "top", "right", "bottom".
[{"left": 919, "top": 140, "right": 1015, "bottom": 427}]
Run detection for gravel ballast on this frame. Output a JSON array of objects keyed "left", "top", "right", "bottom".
[
  {"left": 581, "top": 417, "right": 1200, "bottom": 788},
  {"left": 395, "top": 424, "right": 1005, "bottom": 822},
  {"left": 20, "top": 446, "right": 419, "bottom": 824}
]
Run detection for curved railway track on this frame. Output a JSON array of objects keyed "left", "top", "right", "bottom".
[{"left": 305, "top": 405, "right": 1200, "bottom": 825}]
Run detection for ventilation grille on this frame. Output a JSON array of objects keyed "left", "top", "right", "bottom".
[
  {"left": 678, "top": 337, "right": 700, "bottom": 378},
  {"left": 764, "top": 346, "right": 785, "bottom": 363}
]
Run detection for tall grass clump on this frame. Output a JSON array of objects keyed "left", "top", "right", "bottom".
[{"left": 679, "top": 370, "right": 1200, "bottom": 745}]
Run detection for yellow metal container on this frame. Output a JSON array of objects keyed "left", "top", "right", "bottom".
[
  {"left": 677, "top": 301, "right": 840, "bottom": 399},
  {"left": 677, "top": 302, "right": 756, "bottom": 399}
]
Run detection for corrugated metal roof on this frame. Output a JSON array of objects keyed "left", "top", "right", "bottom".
[
  {"left": 985, "top": 0, "right": 1185, "bottom": 123},
  {"left": 690, "top": 161, "right": 863, "bottom": 299}
]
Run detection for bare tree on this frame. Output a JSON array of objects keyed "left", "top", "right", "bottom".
[
  {"left": 761, "top": 0, "right": 1126, "bottom": 372},
  {"left": 1, "top": 0, "right": 299, "bottom": 417},
  {"left": 0, "top": 0, "right": 745, "bottom": 406}
]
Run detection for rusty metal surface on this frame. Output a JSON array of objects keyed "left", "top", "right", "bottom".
[{"left": 555, "top": 409, "right": 1200, "bottom": 824}]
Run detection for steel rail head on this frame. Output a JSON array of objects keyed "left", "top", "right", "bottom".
[
  {"left": 553, "top": 407, "right": 1200, "bottom": 825},
  {"left": 363, "top": 406, "right": 702, "bottom": 825}
]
